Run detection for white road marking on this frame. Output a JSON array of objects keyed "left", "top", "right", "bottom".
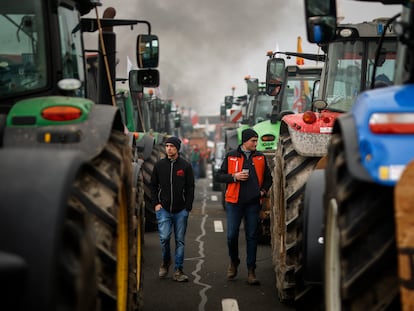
[
  {"left": 211, "top": 195, "right": 218, "bottom": 201},
  {"left": 188, "top": 181, "right": 212, "bottom": 311},
  {"left": 214, "top": 220, "right": 224, "bottom": 232},
  {"left": 191, "top": 215, "right": 211, "bottom": 311},
  {"left": 221, "top": 298, "right": 240, "bottom": 311}
]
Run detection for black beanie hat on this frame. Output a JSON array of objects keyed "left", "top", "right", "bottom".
[
  {"left": 165, "top": 136, "right": 181, "bottom": 150},
  {"left": 242, "top": 128, "right": 258, "bottom": 143}
]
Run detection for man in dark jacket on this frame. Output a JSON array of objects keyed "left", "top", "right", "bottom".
[
  {"left": 216, "top": 128, "right": 272, "bottom": 285},
  {"left": 151, "top": 136, "right": 195, "bottom": 282}
]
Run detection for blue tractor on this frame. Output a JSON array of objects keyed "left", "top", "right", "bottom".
[{"left": 302, "top": 0, "right": 414, "bottom": 310}]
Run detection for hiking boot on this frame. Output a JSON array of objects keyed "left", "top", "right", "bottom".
[
  {"left": 158, "top": 260, "right": 171, "bottom": 278},
  {"left": 173, "top": 269, "right": 189, "bottom": 282},
  {"left": 247, "top": 268, "right": 260, "bottom": 285},
  {"left": 227, "top": 261, "right": 240, "bottom": 279}
]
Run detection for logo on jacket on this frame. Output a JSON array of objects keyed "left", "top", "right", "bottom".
[{"left": 176, "top": 169, "right": 185, "bottom": 176}]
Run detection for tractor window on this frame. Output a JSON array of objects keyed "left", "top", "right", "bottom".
[
  {"left": 324, "top": 41, "right": 364, "bottom": 111},
  {"left": 254, "top": 95, "right": 273, "bottom": 123},
  {"left": 366, "top": 40, "right": 397, "bottom": 89},
  {"left": 281, "top": 72, "right": 320, "bottom": 113},
  {"left": 58, "top": 5, "right": 85, "bottom": 97},
  {"left": 0, "top": 2, "right": 47, "bottom": 97}
]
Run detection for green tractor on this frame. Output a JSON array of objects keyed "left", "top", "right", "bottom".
[
  {"left": 0, "top": 1, "right": 159, "bottom": 310},
  {"left": 226, "top": 55, "right": 323, "bottom": 158}
]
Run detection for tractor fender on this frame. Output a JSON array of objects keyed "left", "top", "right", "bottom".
[
  {"left": 4, "top": 105, "right": 124, "bottom": 163},
  {"left": 302, "top": 169, "right": 325, "bottom": 284},
  {"left": 135, "top": 133, "right": 155, "bottom": 161},
  {"left": 334, "top": 114, "right": 372, "bottom": 182},
  {"left": 0, "top": 148, "right": 84, "bottom": 310},
  {"left": 132, "top": 158, "right": 144, "bottom": 188}
]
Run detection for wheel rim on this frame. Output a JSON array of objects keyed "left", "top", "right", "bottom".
[
  {"left": 136, "top": 210, "right": 143, "bottom": 293},
  {"left": 325, "top": 198, "right": 341, "bottom": 311},
  {"left": 117, "top": 185, "right": 129, "bottom": 311}
]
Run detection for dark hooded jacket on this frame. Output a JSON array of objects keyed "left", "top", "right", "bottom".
[{"left": 151, "top": 156, "right": 195, "bottom": 213}]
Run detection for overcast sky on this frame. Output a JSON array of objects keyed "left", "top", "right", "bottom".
[{"left": 86, "top": 0, "right": 401, "bottom": 116}]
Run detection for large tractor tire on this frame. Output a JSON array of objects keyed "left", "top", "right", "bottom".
[
  {"left": 142, "top": 142, "right": 166, "bottom": 232},
  {"left": 271, "top": 131, "right": 320, "bottom": 303},
  {"left": 395, "top": 161, "right": 414, "bottom": 310},
  {"left": 68, "top": 130, "right": 142, "bottom": 310},
  {"left": 57, "top": 195, "right": 97, "bottom": 311},
  {"left": 324, "top": 133, "right": 400, "bottom": 311}
]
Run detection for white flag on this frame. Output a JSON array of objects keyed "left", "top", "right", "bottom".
[{"left": 127, "top": 56, "right": 136, "bottom": 76}]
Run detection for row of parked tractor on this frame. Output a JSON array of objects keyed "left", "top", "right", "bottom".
[
  {"left": 216, "top": 0, "right": 414, "bottom": 310},
  {"left": 2, "top": 0, "right": 414, "bottom": 309}
]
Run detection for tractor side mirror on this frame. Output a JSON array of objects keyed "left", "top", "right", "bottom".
[
  {"left": 224, "top": 96, "right": 233, "bottom": 109},
  {"left": 137, "top": 34, "right": 159, "bottom": 68},
  {"left": 266, "top": 58, "right": 285, "bottom": 96},
  {"left": 304, "top": 0, "right": 337, "bottom": 44},
  {"left": 129, "top": 69, "right": 159, "bottom": 90}
]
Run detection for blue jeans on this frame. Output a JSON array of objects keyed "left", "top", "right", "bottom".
[
  {"left": 156, "top": 207, "right": 189, "bottom": 271},
  {"left": 225, "top": 202, "right": 260, "bottom": 269},
  {"left": 192, "top": 161, "right": 200, "bottom": 179}
]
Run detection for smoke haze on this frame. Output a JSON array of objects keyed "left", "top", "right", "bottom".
[{"left": 85, "top": 0, "right": 400, "bottom": 116}]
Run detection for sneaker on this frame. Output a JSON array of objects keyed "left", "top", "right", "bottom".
[
  {"left": 227, "top": 261, "right": 240, "bottom": 279},
  {"left": 173, "top": 269, "right": 189, "bottom": 282},
  {"left": 159, "top": 260, "right": 171, "bottom": 278}
]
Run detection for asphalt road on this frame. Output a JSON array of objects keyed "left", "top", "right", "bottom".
[{"left": 142, "top": 166, "right": 294, "bottom": 311}]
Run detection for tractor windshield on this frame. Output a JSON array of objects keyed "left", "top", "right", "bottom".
[
  {"left": 324, "top": 39, "right": 397, "bottom": 112},
  {"left": 252, "top": 94, "right": 273, "bottom": 123},
  {"left": 281, "top": 69, "right": 321, "bottom": 113},
  {"left": 0, "top": 2, "right": 47, "bottom": 98},
  {"left": 0, "top": 2, "right": 86, "bottom": 100}
]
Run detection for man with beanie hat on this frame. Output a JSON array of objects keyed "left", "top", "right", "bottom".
[
  {"left": 151, "top": 136, "right": 195, "bottom": 282},
  {"left": 216, "top": 128, "right": 272, "bottom": 285},
  {"left": 165, "top": 136, "right": 181, "bottom": 151},
  {"left": 241, "top": 128, "right": 258, "bottom": 144}
]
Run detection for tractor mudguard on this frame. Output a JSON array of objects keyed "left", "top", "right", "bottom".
[
  {"left": 344, "top": 85, "right": 414, "bottom": 186},
  {"left": 302, "top": 169, "right": 325, "bottom": 284},
  {"left": 135, "top": 133, "right": 155, "bottom": 161},
  {"left": 0, "top": 148, "right": 84, "bottom": 311},
  {"left": 3, "top": 105, "right": 122, "bottom": 162},
  {"left": 335, "top": 114, "right": 372, "bottom": 182}
]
